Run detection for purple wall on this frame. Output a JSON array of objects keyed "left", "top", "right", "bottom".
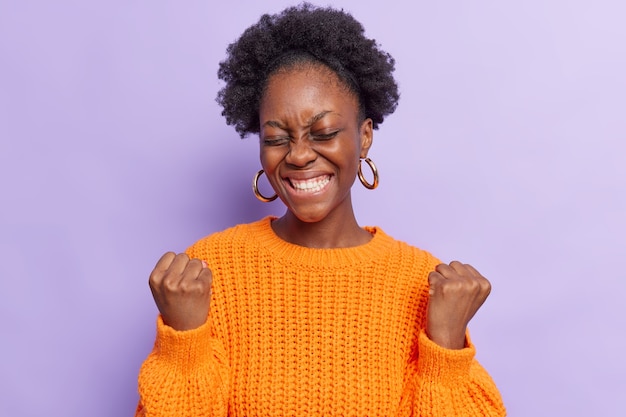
[{"left": 1, "top": 1, "right": 625, "bottom": 415}]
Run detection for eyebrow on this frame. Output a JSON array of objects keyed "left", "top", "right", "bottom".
[{"left": 262, "top": 110, "right": 333, "bottom": 130}]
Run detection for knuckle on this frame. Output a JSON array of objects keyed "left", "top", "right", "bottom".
[
  {"left": 177, "top": 252, "right": 190, "bottom": 262},
  {"left": 162, "top": 276, "right": 180, "bottom": 292},
  {"left": 148, "top": 276, "right": 158, "bottom": 291},
  {"left": 148, "top": 270, "right": 161, "bottom": 284},
  {"left": 180, "top": 279, "right": 205, "bottom": 294},
  {"left": 158, "top": 251, "right": 175, "bottom": 264},
  {"left": 440, "top": 279, "right": 460, "bottom": 293},
  {"left": 200, "top": 268, "right": 213, "bottom": 282},
  {"left": 188, "top": 258, "right": 203, "bottom": 268},
  {"left": 453, "top": 280, "right": 467, "bottom": 291},
  {"left": 178, "top": 280, "right": 192, "bottom": 293},
  {"left": 468, "top": 279, "right": 482, "bottom": 293}
]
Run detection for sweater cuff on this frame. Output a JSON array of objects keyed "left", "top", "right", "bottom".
[
  {"left": 154, "top": 315, "right": 215, "bottom": 370},
  {"left": 416, "top": 330, "right": 476, "bottom": 384}
]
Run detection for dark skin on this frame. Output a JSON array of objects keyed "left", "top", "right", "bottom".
[
  {"left": 149, "top": 63, "right": 491, "bottom": 349},
  {"left": 258, "top": 65, "right": 373, "bottom": 249}
]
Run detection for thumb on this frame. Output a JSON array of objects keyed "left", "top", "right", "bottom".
[{"left": 428, "top": 270, "right": 445, "bottom": 297}]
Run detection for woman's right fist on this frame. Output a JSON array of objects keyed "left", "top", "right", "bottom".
[{"left": 148, "top": 252, "right": 213, "bottom": 331}]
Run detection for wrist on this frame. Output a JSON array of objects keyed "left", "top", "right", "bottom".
[
  {"left": 425, "top": 328, "right": 467, "bottom": 350},
  {"left": 155, "top": 315, "right": 214, "bottom": 368},
  {"left": 416, "top": 331, "right": 475, "bottom": 384}
]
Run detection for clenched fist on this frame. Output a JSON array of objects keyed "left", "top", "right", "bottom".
[
  {"left": 426, "top": 261, "right": 491, "bottom": 349},
  {"left": 149, "top": 252, "right": 213, "bottom": 331}
]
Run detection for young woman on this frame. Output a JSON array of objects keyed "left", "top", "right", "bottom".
[{"left": 136, "top": 4, "right": 506, "bottom": 416}]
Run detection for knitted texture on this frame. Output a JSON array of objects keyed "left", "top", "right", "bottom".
[{"left": 137, "top": 217, "right": 505, "bottom": 416}]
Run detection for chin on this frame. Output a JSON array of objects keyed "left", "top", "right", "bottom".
[
  {"left": 286, "top": 206, "right": 332, "bottom": 224},
  {"left": 292, "top": 212, "right": 328, "bottom": 224}
]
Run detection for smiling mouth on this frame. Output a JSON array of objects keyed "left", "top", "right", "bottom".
[{"left": 288, "top": 175, "right": 331, "bottom": 193}]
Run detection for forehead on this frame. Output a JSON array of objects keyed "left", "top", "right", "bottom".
[{"left": 260, "top": 65, "right": 359, "bottom": 120}]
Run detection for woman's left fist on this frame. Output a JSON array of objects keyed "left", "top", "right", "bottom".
[{"left": 426, "top": 261, "right": 492, "bottom": 349}]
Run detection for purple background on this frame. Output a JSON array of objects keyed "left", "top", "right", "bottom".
[{"left": 1, "top": 1, "right": 625, "bottom": 416}]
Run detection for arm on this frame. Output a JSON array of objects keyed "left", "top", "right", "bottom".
[
  {"left": 135, "top": 252, "right": 231, "bottom": 417},
  {"left": 399, "top": 260, "right": 506, "bottom": 416},
  {"left": 400, "top": 331, "right": 505, "bottom": 416},
  {"left": 135, "top": 317, "right": 231, "bottom": 417}
]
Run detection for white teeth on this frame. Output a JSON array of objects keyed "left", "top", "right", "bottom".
[{"left": 290, "top": 176, "right": 330, "bottom": 192}]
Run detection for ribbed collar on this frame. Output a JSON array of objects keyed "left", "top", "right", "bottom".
[{"left": 247, "top": 216, "right": 396, "bottom": 269}]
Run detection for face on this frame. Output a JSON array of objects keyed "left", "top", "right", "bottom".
[{"left": 258, "top": 64, "right": 373, "bottom": 224}]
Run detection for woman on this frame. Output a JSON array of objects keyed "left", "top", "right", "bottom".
[{"left": 136, "top": 4, "right": 506, "bottom": 416}]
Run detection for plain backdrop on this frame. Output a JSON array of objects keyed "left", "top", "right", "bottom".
[{"left": 1, "top": 0, "right": 625, "bottom": 416}]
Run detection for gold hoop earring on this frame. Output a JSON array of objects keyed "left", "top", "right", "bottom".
[
  {"left": 358, "top": 157, "right": 379, "bottom": 190},
  {"left": 252, "top": 170, "right": 278, "bottom": 202}
]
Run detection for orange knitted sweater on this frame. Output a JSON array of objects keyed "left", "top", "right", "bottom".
[{"left": 136, "top": 217, "right": 505, "bottom": 416}]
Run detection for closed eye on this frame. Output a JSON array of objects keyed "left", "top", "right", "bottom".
[
  {"left": 262, "top": 136, "right": 290, "bottom": 146},
  {"left": 311, "top": 131, "right": 339, "bottom": 141}
]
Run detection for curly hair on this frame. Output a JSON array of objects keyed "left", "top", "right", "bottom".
[{"left": 217, "top": 3, "right": 399, "bottom": 138}]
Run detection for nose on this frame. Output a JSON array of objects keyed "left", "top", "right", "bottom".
[{"left": 285, "top": 138, "right": 316, "bottom": 167}]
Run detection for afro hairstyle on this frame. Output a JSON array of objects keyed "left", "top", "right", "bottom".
[{"left": 216, "top": 2, "right": 399, "bottom": 138}]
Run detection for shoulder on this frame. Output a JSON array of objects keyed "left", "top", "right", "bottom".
[
  {"left": 185, "top": 216, "right": 274, "bottom": 260},
  {"left": 368, "top": 225, "right": 442, "bottom": 272}
]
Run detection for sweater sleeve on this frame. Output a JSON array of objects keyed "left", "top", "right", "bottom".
[
  {"left": 135, "top": 316, "right": 231, "bottom": 417},
  {"left": 399, "top": 331, "right": 506, "bottom": 416}
]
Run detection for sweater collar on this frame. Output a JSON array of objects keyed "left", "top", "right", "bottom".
[{"left": 248, "top": 216, "right": 395, "bottom": 268}]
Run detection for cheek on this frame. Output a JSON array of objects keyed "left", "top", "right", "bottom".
[
  {"left": 259, "top": 148, "right": 281, "bottom": 175},
  {"left": 259, "top": 145, "right": 270, "bottom": 169},
  {"left": 328, "top": 138, "right": 360, "bottom": 169}
]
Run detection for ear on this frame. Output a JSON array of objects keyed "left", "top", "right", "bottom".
[{"left": 359, "top": 118, "right": 374, "bottom": 158}]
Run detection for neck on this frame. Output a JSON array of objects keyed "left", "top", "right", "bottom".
[{"left": 271, "top": 203, "right": 372, "bottom": 249}]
